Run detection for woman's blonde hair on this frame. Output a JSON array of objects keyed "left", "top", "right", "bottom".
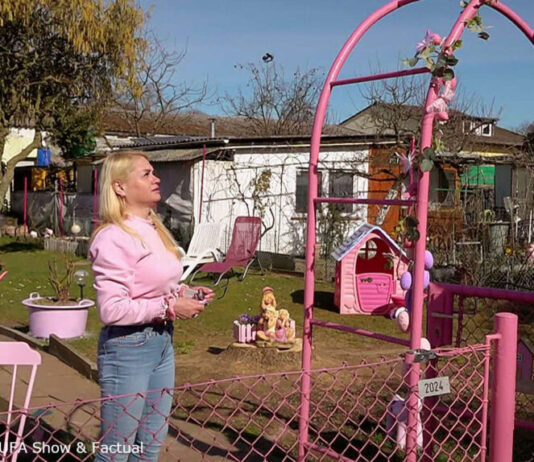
[{"left": 91, "top": 150, "right": 181, "bottom": 258}]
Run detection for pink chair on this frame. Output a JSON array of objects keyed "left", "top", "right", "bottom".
[
  {"left": 0, "top": 342, "right": 41, "bottom": 462},
  {"left": 191, "top": 216, "right": 262, "bottom": 286}
]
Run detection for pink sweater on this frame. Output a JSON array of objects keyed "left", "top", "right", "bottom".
[{"left": 89, "top": 215, "right": 183, "bottom": 326}]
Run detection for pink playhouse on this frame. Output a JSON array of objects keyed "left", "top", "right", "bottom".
[{"left": 332, "top": 223, "right": 409, "bottom": 315}]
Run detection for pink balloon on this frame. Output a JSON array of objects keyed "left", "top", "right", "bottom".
[
  {"left": 424, "top": 270, "right": 430, "bottom": 289},
  {"left": 400, "top": 272, "right": 412, "bottom": 290},
  {"left": 424, "top": 250, "right": 434, "bottom": 270}
]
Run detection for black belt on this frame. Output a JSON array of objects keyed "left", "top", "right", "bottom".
[{"left": 103, "top": 321, "right": 173, "bottom": 336}]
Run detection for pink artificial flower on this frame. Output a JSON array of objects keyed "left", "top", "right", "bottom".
[
  {"left": 416, "top": 29, "right": 433, "bottom": 53},
  {"left": 416, "top": 30, "right": 443, "bottom": 53},
  {"left": 437, "top": 111, "right": 449, "bottom": 122},
  {"left": 395, "top": 143, "right": 417, "bottom": 175},
  {"left": 426, "top": 77, "right": 457, "bottom": 116}
]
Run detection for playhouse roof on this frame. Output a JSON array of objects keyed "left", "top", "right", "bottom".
[
  {"left": 519, "top": 337, "right": 534, "bottom": 355},
  {"left": 331, "top": 223, "right": 407, "bottom": 262}
]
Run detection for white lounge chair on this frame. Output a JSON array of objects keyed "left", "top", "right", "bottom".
[{"left": 179, "top": 222, "right": 223, "bottom": 282}]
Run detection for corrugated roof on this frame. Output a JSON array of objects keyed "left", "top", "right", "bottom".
[
  {"left": 144, "top": 148, "right": 221, "bottom": 162},
  {"left": 92, "top": 147, "right": 223, "bottom": 164}
]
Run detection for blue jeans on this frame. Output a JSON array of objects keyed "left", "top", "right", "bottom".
[{"left": 96, "top": 324, "right": 174, "bottom": 462}]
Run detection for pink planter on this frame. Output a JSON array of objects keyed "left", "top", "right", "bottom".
[{"left": 23, "top": 292, "right": 94, "bottom": 339}]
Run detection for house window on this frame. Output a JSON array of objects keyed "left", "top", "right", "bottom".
[
  {"left": 480, "top": 123, "right": 493, "bottom": 136},
  {"left": 495, "top": 164, "right": 512, "bottom": 208},
  {"left": 462, "top": 121, "right": 493, "bottom": 137},
  {"left": 328, "top": 171, "right": 354, "bottom": 213},
  {"left": 429, "top": 167, "right": 456, "bottom": 208},
  {"left": 295, "top": 169, "right": 322, "bottom": 213}
]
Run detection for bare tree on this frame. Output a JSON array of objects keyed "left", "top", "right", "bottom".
[
  {"left": 359, "top": 74, "right": 499, "bottom": 153},
  {"left": 513, "top": 120, "right": 534, "bottom": 136},
  {"left": 221, "top": 62, "right": 323, "bottom": 136},
  {"left": 358, "top": 74, "right": 426, "bottom": 144},
  {"left": 353, "top": 74, "right": 503, "bottom": 231},
  {"left": 226, "top": 165, "right": 275, "bottom": 239},
  {"left": 114, "top": 32, "right": 208, "bottom": 136}
]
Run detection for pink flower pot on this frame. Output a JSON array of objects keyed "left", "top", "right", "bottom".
[{"left": 23, "top": 292, "right": 94, "bottom": 339}]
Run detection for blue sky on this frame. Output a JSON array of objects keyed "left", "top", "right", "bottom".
[{"left": 140, "top": 0, "right": 534, "bottom": 130}]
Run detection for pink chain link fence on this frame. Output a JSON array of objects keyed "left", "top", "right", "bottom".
[
  {"left": 1, "top": 343, "right": 495, "bottom": 462},
  {"left": 427, "top": 283, "right": 534, "bottom": 461}
]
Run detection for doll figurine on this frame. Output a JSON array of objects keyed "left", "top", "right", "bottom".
[
  {"left": 275, "top": 309, "right": 295, "bottom": 344},
  {"left": 256, "top": 305, "right": 278, "bottom": 342},
  {"left": 260, "top": 286, "right": 277, "bottom": 313}
]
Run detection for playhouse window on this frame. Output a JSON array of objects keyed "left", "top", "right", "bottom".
[
  {"left": 358, "top": 239, "right": 378, "bottom": 259},
  {"left": 296, "top": 169, "right": 323, "bottom": 213},
  {"left": 328, "top": 171, "right": 354, "bottom": 213}
]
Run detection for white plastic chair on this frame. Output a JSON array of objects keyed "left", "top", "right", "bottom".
[
  {"left": 179, "top": 222, "right": 223, "bottom": 282},
  {"left": 0, "top": 342, "right": 41, "bottom": 462}
]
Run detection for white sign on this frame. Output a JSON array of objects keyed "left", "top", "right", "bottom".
[{"left": 418, "top": 376, "right": 450, "bottom": 398}]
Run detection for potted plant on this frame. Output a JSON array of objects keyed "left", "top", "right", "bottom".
[{"left": 22, "top": 255, "right": 94, "bottom": 339}]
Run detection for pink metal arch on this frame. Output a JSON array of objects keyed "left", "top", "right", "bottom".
[{"left": 300, "top": 0, "right": 534, "bottom": 461}]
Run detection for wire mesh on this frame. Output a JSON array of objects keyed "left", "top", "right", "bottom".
[
  {"left": 0, "top": 344, "right": 492, "bottom": 462},
  {"left": 450, "top": 295, "right": 534, "bottom": 461}
]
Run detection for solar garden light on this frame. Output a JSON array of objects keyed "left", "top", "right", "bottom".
[{"left": 74, "top": 269, "right": 89, "bottom": 300}]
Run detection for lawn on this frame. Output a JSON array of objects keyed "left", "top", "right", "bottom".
[
  {"left": 3, "top": 237, "right": 532, "bottom": 460},
  {"left": 0, "top": 236, "right": 407, "bottom": 380}
]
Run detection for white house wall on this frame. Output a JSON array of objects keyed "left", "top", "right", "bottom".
[
  {"left": 2, "top": 128, "right": 38, "bottom": 205},
  {"left": 193, "top": 148, "right": 369, "bottom": 256}
]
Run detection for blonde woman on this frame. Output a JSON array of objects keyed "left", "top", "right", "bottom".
[{"left": 89, "top": 151, "right": 214, "bottom": 461}]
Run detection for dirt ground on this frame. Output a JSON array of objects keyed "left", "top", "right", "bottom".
[{"left": 175, "top": 331, "right": 406, "bottom": 386}]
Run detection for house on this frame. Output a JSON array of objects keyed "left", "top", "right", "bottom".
[
  {"left": 89, "top": 132, "right": 400, "bottom": 256},
  {"left": 1, "top": 127, "right": 40, "bottom": 206},
  {"left": 10, "top": 106, "right": 529, "bottom": 262},
  {"left": 340, "top": 103, "right": 529, "bottom": 248}
]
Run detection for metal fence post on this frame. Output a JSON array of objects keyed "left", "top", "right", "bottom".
[{"left": 490, "top": 312, "right": 517, "bottom": 462}]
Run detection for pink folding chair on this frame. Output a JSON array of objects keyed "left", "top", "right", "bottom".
[
  {"left": 190, "top": 216, "right": 263, "bottom": 286},
  {"left": 0, "top": 342, "right": 41, "bottom": 462}
]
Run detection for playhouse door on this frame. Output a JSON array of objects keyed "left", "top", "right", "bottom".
[{"left": 356, "top": 272, "right": 392, "bottom": 314}]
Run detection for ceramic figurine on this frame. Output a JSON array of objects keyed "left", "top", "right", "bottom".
[
  {"left": 256, "top": 305, "right": 278, "bottom": 342},
  {"left": 275, "top": 309, "right": 295, "bottom": 344}
]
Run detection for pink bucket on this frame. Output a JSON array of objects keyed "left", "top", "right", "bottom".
[{"left": 23, "top": 292, "right": 94, "bottom": 339}]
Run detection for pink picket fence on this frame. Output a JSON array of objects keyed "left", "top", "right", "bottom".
[{"left": 0, "top": 340, "right": 508, "bottom": 462}]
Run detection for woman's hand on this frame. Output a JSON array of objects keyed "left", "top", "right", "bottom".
[
  {"left": 171, "top": 297, "right": 205, "bottom": 320},
  {"left": 191, "top": 286, "right": 216, "bottom": 304}
]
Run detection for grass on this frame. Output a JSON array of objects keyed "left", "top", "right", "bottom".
[
  {"left": 2, "top": 237, "right": 532, "bottom": 460},
  {"left": 0, "top": 235, "right": 406, "bottom": 364}
]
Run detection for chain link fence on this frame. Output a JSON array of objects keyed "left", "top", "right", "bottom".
[{"left": 1, "top": 343, "right": 497, "bottom": 461}]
